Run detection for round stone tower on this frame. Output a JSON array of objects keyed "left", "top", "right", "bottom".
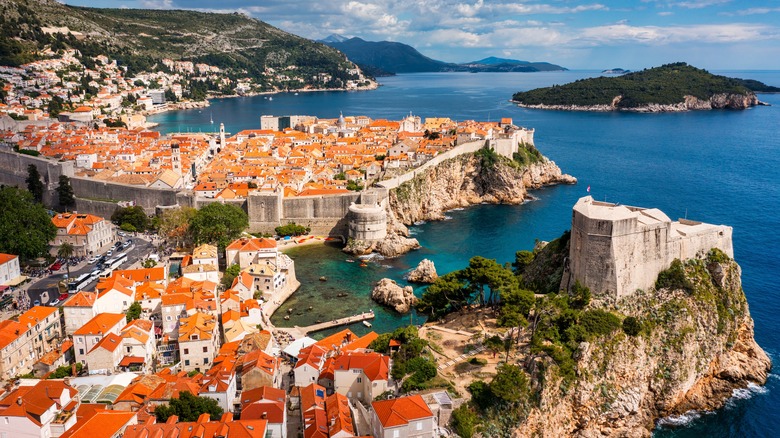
[{"left": 347, "top": 203, "right": 387, "bottom": 242}]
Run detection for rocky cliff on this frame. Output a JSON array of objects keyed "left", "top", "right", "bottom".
[
  {"left": 518, "top": 257, "right": 771, "bottom": 437},
  {"left": 517, "top": 93, "right": 764, "bottom": 113},
  {"left": 388, "top": 152, "right": 576, "bottom": 229}
]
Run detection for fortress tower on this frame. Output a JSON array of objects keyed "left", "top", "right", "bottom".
[{"left": 563, "top": 196, "right": 733, "bottom": 300}]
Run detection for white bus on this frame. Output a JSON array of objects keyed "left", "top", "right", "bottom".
[
  {"left": 99, "top": 268, "right": 114, "bottom": 279},
  {"left": 68, "top": 273, "right": 92, "bottom": 293},
  {"left": 109, "top": 253, "right": 127, "bottom": 270}
]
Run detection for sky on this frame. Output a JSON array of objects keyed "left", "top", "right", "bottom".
[{"left": 61, "top": 0, "right": 780, "bottom": 70}]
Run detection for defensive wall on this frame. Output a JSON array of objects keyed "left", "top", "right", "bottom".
[
  {"left": 0, "top": 136, "right": 519, "bottom": 240},
  {"left": 563, "top": 196, "right": 733, "bottom": 300},
  {"left": 377, "top": 140, "right": 488, "bottom": 190}
]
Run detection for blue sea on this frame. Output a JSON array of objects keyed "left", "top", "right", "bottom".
[{"left": 150, "top": 71, "right": 780, "bottom": 436}]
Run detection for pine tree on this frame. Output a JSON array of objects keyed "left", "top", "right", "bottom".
[
  {"left": 56, "top": 174, "right": 75, "bottom": 210},
  {"left": 26, "top": 164, "right": 44, "bottom": 203}
]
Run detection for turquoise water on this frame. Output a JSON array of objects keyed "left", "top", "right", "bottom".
[{"left": 150, "top": 72, "right": 780, "bottom": 436}]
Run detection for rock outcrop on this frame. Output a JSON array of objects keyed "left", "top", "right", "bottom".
[
  {"left": 517, "top": 257, "right": 771, "bottom": 437},
  {"left": 344, "top": 233, "right": 420, "bottom": 257},
  {"left": 387, "top": 153, "right": 576, "bottom": 231},
  {"left": 406, "top": 259, "right": 438, "bottom": 283},
  {"left": 371, "top": 278, "right": 417, "bottom": 313}
]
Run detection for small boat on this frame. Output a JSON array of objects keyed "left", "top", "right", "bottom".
[
  {"left": 294, "top": 92, "right": 299, "bottom": 96},
  {"left": 346, "top": 259, "right": 355, "bottom": 263},
  {"left": 319, "top": 276, "right": 327, "bottom": 281},
  {"left": 363, "top": 321, "right": 372, "bottom": 328},
  {"left": 337, "top": 293, "right": 348, "bottom": 298},
  {"left": 268, "top": 96, "right": 273, "bottom": 101},
  {"left": 360, "top": 262, "right": 368, "bottom": 268}
]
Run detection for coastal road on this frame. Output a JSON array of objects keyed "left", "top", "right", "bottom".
[{"left": 25, "top": 236, "right": 155, "bottom": 306}]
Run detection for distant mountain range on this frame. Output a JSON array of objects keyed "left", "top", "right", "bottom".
[{"left": 319, "top": 35, "right": 566, "bottom": 75}]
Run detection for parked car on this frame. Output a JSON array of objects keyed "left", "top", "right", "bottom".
[
  {"left": 87, "top": 256, "right": 98, "bottom": 264},
  {"left": 33, "top": 300, "right": 40, "bottom": 306},
  {"left": 48, "top": 298, "right": 60, "bottom": 306},
  {"left": 50, "top": 262, "right": 62, "bottom": 271},
  {"left": 106, "top": 250, "right": 113, "bottom": 257},
  {"left": 58, "top": 293, "right": 69, "bottom": 301},
  {"left": 114, "top": 241, "right": 122, "bottom": 249},
  {"left": 122, "top": 240, "right": 132, "bottom": 249},
  {"left": 118, "top": 231, "right": 126, "bottom": 237}
]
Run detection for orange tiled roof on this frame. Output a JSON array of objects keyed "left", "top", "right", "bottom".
[
  {"left": 89, "top": 332, "right": 122, "bottom": 353},
  {"left": 332, "top": 351, "right": 389, "bottom": 381},
  {"left": 74, "top": 313, "right": 125, "bottom": 336},
  {"left": 58, "top": 410, "right": 137, "bottom": 438},
  {"left": 372, "top": 395, "right": 434, "bottom": 428}
]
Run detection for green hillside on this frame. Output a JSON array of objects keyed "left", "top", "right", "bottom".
[
  {"left": 0, "top": 0, "right": 364, "bottom": 89},
  {"left": 512, "top": 63, "right": 777, "bottom": 108}
]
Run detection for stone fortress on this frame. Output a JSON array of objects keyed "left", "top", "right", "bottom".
[{"left": 563, "top": 196, "right": 734, "bottom": 300}]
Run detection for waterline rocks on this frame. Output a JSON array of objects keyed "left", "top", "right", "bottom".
[
  {"left": 406, "top": 259, "right": 438, "bottom": 283},
  {"left": 371, "top": 278, "right": 417, "bottom": 313}
]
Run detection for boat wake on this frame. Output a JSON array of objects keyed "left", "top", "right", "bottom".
[{"left": 413, "top": 220, "right": 427, "bottom": 225}]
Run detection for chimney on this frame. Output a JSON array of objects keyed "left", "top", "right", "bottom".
[
  {"left": 16, "top": 397, "right": 23, "bottom": 405},
  {"left": 166, "top": 415, "right": 179, "bottom": 424},
  {"left": 197, "top": 413, "right": 210, "bottom": 423},
  {"left": 220, "top": 412, "right": 233, "bottom": 422},
  {"left": 261, "top": 412, "right": 267, "bottom": 420}
]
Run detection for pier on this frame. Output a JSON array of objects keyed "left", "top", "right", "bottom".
[{"left": 278, "top": 311, "right": 376, "bottom": 338}]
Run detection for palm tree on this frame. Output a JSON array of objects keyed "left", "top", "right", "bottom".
[{"left": 57, "top": 242, "right": 75, "bottom": 281}]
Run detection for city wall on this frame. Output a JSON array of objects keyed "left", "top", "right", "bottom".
[
  {"left": 377, "top": 140, "right": 489, "bottom": 190},
  {"left": 0, "top": 137, "right": 511, "bottom": 239}
]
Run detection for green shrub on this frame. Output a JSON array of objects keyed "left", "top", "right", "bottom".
[
  {"left": 467, "top": 380, "right": 493, "bottom": 410},
  {"left": 622, "top": 316, "right": 642, "bottom": 336},
  {"left": 656, "top": 259, "right": 693, "bottom": 293},
  {"left": 706, "top": 248, "right": 730, "bottom": 264},
  {"left": 451, "top": 404, "right": 479, "bottom": 438},
  {"left": 580, "top": 309, "right": 621, "bottom": 337},
  {"left": 469, "top": 357, "right": 487, "bottom": 366},
  {"left": 120, "top": 222, "right": 137, "bottom": 232}
]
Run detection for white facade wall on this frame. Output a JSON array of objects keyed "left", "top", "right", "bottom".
[
  {"left": 179, "top": 336, "right": 218, "bottom": 372},
  {"left": 294, "top": 363, "right": 320, "bottom": 387},
  {"left": 86, "top": 344, "right": 122, "bottom": 373},
  {"left": 63, "top": 306, "right": 98, "bottom": 336},
  {"left": 0, "top": 255, "right": 20, "bottom": 285},
  {"left": 95, "top": 290, "right": 133, "bottom": 314},
  {"left": 334, "top": 369, "right": 387, "bottom": 404}
]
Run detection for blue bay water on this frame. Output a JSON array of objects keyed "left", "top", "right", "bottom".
[{"left": 150, "top": 71, "right": 780, "bottom": 436}]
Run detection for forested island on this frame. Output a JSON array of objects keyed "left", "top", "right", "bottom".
[{"left": 512, "top": 63, "right": 780, "bottom": 112}]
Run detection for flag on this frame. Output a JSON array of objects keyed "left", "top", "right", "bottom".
[{"left": 587, "top": 185, "right": 591, "bottom": 193}]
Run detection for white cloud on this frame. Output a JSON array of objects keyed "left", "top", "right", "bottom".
[
  {"left": 139, "top": 0, "right": 173, "bottom": 8},
  {"left": 674, "top": 0, "right": 731, "bottom": 9},
  {"left": 578, "top": 23, "right": 778, "bottom": 45},
  {"left": 733, "top": 8, "right": 780, "bottom": 16}
]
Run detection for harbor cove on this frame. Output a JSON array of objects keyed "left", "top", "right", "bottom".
[{"left": 151, "top": 71, "right": 780, "bottom": 436}]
